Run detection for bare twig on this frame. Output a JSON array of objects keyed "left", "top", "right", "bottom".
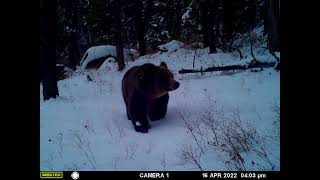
[
  {"left": 41, "top": 160, "right": 54, "bottom": 171},
  {"left": 192, "top": 49, "right": 197, "bottom": 68},
  {"left": 237, "top": 48, "right": 243, "bottom": 60},
  {"left": 105, "top": 120, "right": 114, "bottom": 138},
  {"left": 177, "top": 109, "right": 205, "bottom": 154},
  {"left": 251, "top": 105, "right": 263, "bottom": 121},
  {"left": 177, "top": 93, "right": 278, "bottom": 171},
  {"left": 248, "top": 29, "right": 257, "bottom": 61},
  {"left": 114, "top": 157, "right": 120, "bottom": 171},
  {"left": 125, "top": 143, "right": 137, "bottom": 160},
  {"left": 145, "top": 141, "right": 152, "bottom": 154},
  {"left": 180, "top": 143, "right": 203, "bottom": 171},
  {"left": 161, "top": 153, "right": 167, "bottom": 171},
  {"left": 72, "top": 132, "right": 96, "bottom": 169},
  {"left": 84, "top": 120, "right": 96, "bottom": 135}
]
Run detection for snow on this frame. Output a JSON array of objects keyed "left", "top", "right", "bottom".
[
  {"left": 182, "top": 9, "right": 191, "bottom": 23},
  {"left": 98, "top": 57, "right": 116, "bottom": 72},
  {"left": 275, "top": 52, "right": 280, "bottom": 59},
  {"left": 64, "top": 67, "right": 74, "bottom": 73},
  {"left": 157, "top": 40, "right": 184, "bottom": 54},
  {"left": 79, "top": 45, "right": 134, "bottom": 70},
  {"left": 41, "top": 28, "right": 280, "bottom": 171}
]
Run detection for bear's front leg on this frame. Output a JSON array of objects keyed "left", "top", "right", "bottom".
[
  {"left": 131, "top": 114, "right": 150, "bottom": 133},
  {"left": 132, "top": 120, "right": 149, "bottom": 133},
  {"left": 126, "top": 110, "right": 132, "bottom": 120},
  {"left": 130, "top": 94, "right": 151, "bottom": 133}
]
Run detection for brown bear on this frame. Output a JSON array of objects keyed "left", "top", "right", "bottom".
[{"left": 122, "top": 62, "right": 180, "bottom": 133}]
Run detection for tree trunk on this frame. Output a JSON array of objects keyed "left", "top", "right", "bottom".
[
  {"left": 267, "top": 0, "right": 280, "bottom": 52},
  {"left": 200, "top": 0, "right": 209, "bottom": 47},
  {"left": 145, "top": 0, "right": 153, "bottom": 32},
  {"left": 223, "top": 0, "right": 233, "bottom": 43},
  {"left": 264, "top": 0, "right": 280, "bottom": 52},
  {"left": 135, "top": 0, "right": 146, "bottom": 56},
  {"left": 208, "top": 0, "right": 217, "bottom": 53},
  {"left": 172, "top": 1, "right": 182, "bottom": 40},
  {"left": 248, "top": 0, "right": 257, "bottom": 27},
  {"left": 40, "top": 0, "right": 59, "bottom": 100},
  {"left": 263, "top": 0, "right": 268, "bottom": 35},
  {"left": 114, "top": 0, "right": 125, "bottom": 71},
  {"left": 69, "top": 0, "right": 81, "bottom": 67}
]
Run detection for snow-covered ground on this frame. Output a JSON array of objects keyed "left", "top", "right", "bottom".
[{"left": 40, "top": 33, "right": 280, "bottom": 171}]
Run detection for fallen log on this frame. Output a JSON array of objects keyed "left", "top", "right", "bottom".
[{"left": 178, "top": 60, "right": 276, "bottom": 74}]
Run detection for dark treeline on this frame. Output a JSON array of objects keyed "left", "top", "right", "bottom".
[
  {"left": 40, "top": 0, "right": 280, "bottom": 100},
  {"left": 54, "top": 0, "right": 279, "bottom": 66}
]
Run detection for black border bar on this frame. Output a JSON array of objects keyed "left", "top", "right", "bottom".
[{"left": 41, "top": 171, "right": 281, "bottom": 180}]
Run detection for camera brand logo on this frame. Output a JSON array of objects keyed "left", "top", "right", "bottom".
[{"left": 40, "top": 171, "right": 63, "bottom": 179}]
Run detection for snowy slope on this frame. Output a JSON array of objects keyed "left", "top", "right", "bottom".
[{"left": 40, "top": 37, "right": 280, "bottom": 171}]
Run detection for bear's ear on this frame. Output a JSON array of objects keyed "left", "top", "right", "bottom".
[{"left": 160, "top": 62, "right": 168, "bottom": 69}]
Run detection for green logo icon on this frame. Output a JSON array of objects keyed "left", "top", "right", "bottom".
[{"left": 40, "top": 171, "right": 63, "bottom": 179}]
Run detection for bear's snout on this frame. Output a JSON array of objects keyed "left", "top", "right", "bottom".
[
  {"left": 174, "top": 81, "right": 180, "bottom": 89},
  {"left": 169, "top": 81, "right": 180, "bottom": 91}
]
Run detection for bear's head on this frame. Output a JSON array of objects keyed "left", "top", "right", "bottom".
[{"left": 138, "top": 62, "right": 180, "bottom": 98}]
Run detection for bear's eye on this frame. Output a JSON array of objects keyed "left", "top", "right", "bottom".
[
  {"left": 161, "top": 76, "right": 169, "bottom": 84},
  {"left": 158, "top": 75, "right": 168, "bottom": 86}
]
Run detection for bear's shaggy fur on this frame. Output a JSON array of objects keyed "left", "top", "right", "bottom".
[{"left": 122, "top": 62, "right": 180, "bottom": 133}]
